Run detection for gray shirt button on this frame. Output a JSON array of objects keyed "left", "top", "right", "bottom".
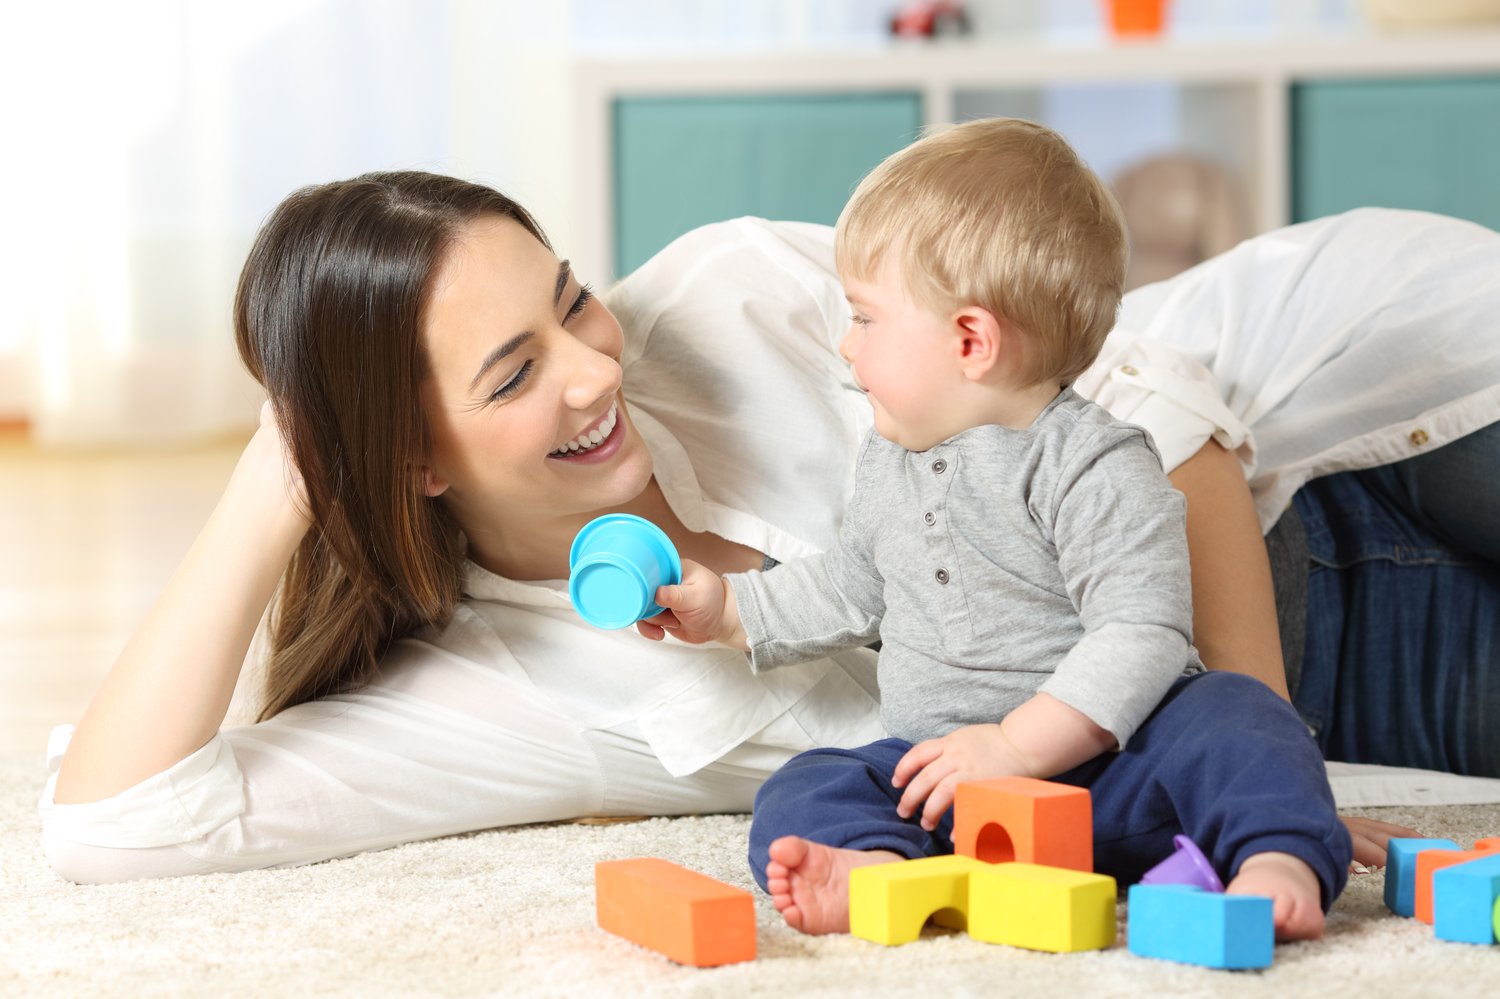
[
  {"left": 923, "top": 511, "right": 936, "bottom": 526},
  {"left": 935, "top": 567, "right": 950, "bottom": 584},
  {"left": 931, "top": 459, "right": 947, "bottom": 474}
]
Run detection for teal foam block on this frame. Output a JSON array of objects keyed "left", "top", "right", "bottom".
[
  {"left": 1433, "top": 854, "right": 1500, "bottom": 945},
  {"left": 1384, "top": 838, "right": 1460, "bottom": 917},
  {"left": 1127, "top": 884, "right": 1273, "bottom": 970}
]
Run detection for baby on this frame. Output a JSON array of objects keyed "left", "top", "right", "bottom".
[{"left": 641, "top": 117, "right": 1350, "bottom": 941}]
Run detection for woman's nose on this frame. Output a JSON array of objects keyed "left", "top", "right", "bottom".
[{"left": 562, "top": 339, "right": 622, "bottom": 411}]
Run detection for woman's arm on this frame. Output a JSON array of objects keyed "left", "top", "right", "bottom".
[
  {"left": 53, "top": 406, "right": 311, "bottom": 804},
  {"left": 1168, "top": 438, "right": 1291, "bottom": 700},
  {"left": 1171, "top": 439, "right": 1422, "bottom": 869}
]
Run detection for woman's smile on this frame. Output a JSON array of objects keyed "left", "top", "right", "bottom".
[{"left": 548, "top": 399, "right": 625, "bottom": 463}]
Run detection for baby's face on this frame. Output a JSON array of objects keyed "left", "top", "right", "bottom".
[{"left": 839, "top": 261, "right": 971, "bottom": 452}]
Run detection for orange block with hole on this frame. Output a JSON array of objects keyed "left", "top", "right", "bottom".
[
  {"left": 595, "top": 858, "right": 756, "bottom": 966},
  {"left": 952, "top": 777, "right": 1092, "bottom": 872},
  {"left": 1415, "top": 838, "right": 1500, "bottom": 924}
]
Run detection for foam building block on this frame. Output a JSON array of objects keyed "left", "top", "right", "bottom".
[
  {"left": 1433, "top": 853, "right": 1500, "bottom": 945},
  {"left": 1415, "top": 838, "right": 1500, "bottom": 924},
  {"left": 849, "top": 855, "right": 988, "bottom": 946},
  {"left": 952, "top": 777, "right": 1092, "bottom": 871},
  {"left": 967, "top": 862, "right": 1117, "bottom": 952},
  {"left": 1384, "top": 838, "right": 1459, "bottom": 917},
  {"left": 1127, "top": 884, "right": 1273, "bottom": 970},
  {"left": 595, "top": 858, "right": 755, "bottom": 967}
]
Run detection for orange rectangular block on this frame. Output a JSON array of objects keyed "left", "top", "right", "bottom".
[
  {"left": 1415, "top": 838, "right": 1500, "bottom": 924},
  {"left": 595, "top": 858, "right": 756, "bottom": 967},
  {"left": 953, "top": 777, "right": 1092, "bottom": 872}
]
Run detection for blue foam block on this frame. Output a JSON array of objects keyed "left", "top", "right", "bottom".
[
  {"left": 1384, "top": 838, "right": 1460, "bottom": 917},
  {"left": 1127, "top": 884, "right": 1273, "bottom": 970},
  {"left": 1433, "top": 853, "right": 1500, "bottom": 945}
]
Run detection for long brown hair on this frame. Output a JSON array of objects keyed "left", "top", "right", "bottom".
[{"left": 234, "top": 171, "right": 549, "bottom": 719}]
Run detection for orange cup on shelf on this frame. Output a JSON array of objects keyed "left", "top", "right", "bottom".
[{"left": 1107, "top": 0, "right": 1169, "bottom": 37}]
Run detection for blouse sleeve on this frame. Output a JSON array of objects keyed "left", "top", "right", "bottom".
[
  {"left": 39, "top": 726, "right": 246, "bottom": 851},
  {"left": 1072, "top": 334, "right": 1256, "bottom": 479},
  {"left": 36, "top": 626, "right": 608, "bottom": 883}
]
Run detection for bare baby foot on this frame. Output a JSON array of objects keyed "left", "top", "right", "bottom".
[
  {"left": 1227, "top": 851, "right": 1326, "bottom": 941},
  {"left": 763, "top": 836, "right": 903, "bottom": 935}
]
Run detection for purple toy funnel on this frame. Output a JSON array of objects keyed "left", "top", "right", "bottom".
[{"left": 1139, "top": 834, "right": 1225, "bottom": 893}]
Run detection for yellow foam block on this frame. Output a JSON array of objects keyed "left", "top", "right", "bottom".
[
  {"left": 849, "top": 855, "right": 989, "bottom": 946},
  {"left": 968, "top": 862, "right": 1118, "bottom": 952}
]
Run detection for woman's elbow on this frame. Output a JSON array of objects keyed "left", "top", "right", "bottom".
[{"left": 42, "top": 831, "right": 217, "bottom": 884}]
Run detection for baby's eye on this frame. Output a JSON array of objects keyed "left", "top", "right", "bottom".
[{"left": 849, "top": 314, "right": 871, "bottom": 327}]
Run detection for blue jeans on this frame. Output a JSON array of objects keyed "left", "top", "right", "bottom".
[{"left": 1293, "top": 422, "right": 1500, "bottom": 776}]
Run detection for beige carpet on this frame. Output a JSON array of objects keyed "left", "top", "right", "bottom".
[{"left": 2, "top": 756, "right": 1497, "bottom": 998}]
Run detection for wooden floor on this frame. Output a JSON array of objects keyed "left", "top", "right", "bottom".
[{"left": 0, "top": 430, "right": 247, "bottom": 758}]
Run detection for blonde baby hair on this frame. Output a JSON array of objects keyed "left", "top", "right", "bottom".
[{"left": 834, "top": 117, "right": 1127, "bottom": 386}]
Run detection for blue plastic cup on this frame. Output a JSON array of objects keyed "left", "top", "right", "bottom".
[
  {"left": 1139, "top": 834, "right": 1225, "bottom": 893},
  {"left": 568, "top": 514, "right": 682, "bottom": 629}
]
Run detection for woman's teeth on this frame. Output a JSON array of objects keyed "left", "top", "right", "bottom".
[{"left": 551, "top": 403, "right": 618, "bottom": 456}]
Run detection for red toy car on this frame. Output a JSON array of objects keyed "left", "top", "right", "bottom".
[{"left": 889, "top": 1, "right": 972, "bottom": 38}]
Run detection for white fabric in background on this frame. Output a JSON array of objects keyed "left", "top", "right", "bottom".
[{"left": 1326, "top": 763, "right": 1500, "bottom": 808}]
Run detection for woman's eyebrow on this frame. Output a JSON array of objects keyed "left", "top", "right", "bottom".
[
  {"left": 469, "top": 331, "right": 535, "bottom": 392},
  {"left": 465, "top": 263, "right": 570, "bottom": 392}
]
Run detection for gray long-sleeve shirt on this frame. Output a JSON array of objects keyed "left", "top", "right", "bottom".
[{"left": 730, "top": 388, "right": 1203, "bottom": 748}]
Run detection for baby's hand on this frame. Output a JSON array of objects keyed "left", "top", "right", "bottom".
[
  {"left": 637, "top": 559, "right": 742, "bottom": 647},
  {"left": 891, "top": 724, "right": 1031, "bottom": 831}
]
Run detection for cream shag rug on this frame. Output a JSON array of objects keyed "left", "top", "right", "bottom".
[{"left": 2, "top": 755, "right": 1496, "bottom": 998}]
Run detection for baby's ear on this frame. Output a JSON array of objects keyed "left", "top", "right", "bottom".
[{"left": 953, "top": 306, "right": 1004, "bottom": 379}]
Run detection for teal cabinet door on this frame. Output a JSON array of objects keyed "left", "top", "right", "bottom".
[
  {"left": 1292, "top": 76, "right": 1500, "bottom": 229},
  {"left": 613, "top": 93, "right": 923, "bottom": 275}
]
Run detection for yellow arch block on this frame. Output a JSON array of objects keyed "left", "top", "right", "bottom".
[
  {"left": 968, "top": 862, "right": 1118, "bottom": 952},
  {"left": 849, "top": 855, "right": 989, "bottom": 946}
]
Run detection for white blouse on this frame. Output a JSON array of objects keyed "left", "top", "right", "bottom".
[
  {"left": 1087, "top": 207, "right": 1500, "bottom": 529},
  {"left": 39, "top": 210, "right": 1500, "bottom": 875}
]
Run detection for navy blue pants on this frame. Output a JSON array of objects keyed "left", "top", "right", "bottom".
[{"left": 749, "top": 672, "right": 1352, "bottom": 911}]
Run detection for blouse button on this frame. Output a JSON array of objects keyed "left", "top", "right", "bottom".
[
  {"left": 932, "top": 458, "right": 947, "bottom": 475},
  {"left": 1409, "top": 428, "right": 1430, "bottom": 448},
  {"left": 924, "top": 511, "right": 936, "bottom": 526},
  {"left": 935, "top": 568, "right": 950, "bottom": 585},
  {"left": 1120, "top": 364, "right": 1139, "bottom": 376}
]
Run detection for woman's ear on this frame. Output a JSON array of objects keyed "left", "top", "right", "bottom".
[
  {"left": 953, "top": 306, "right": 1005, "bottom": 380},
  {"left": 420, "top": 465, "right": 450, "bottom": 498}
]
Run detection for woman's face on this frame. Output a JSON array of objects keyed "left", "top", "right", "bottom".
[{"left": 419, "top": 216, "right": 653, "bottom": 556}]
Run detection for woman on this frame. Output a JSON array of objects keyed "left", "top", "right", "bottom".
[{"left": 42, "top": 173, "right": 1490, "bottom": 882}]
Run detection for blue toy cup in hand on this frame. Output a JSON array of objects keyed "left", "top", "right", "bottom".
[{"left": 568, "top": 514, "right": 683, "bottom": 629}]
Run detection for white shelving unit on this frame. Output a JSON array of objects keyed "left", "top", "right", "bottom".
[{"left": 562, "top": 28, "right": 1500, "bottom": 282}]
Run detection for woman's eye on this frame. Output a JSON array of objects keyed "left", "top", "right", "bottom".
[
  {"left": 849, "top": 314, "right": 871, "bottom": 327},
  {"left": 491, "top": 359, "right": 534, "bottom": 401},
  {"left": 564, "top": 283, "right": 594, "bottom": 322}
]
